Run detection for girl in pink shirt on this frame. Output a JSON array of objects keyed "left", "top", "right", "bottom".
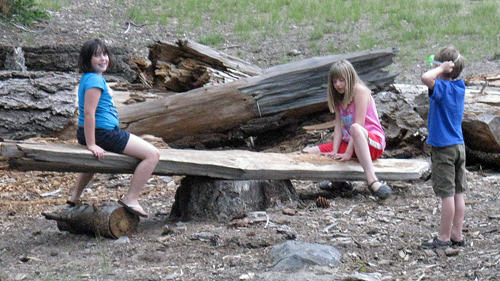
[{"left": 303, "top": 60, "right": 391, "bottom": 199}]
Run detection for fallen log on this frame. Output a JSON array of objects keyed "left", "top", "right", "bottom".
[
  {"left": 0, "top": 71, "right": 78, "bottom": 140},
  {"left": 41, "top": 204, "right": 139, "bottom": 239},
  {"left": 466, "top": 147, "right": 500, "bottom": 170},
  {"left": 118, "top": 48, "right": 398, "bottom": 145},
  {"left": 1, "top": 141, "right": 430, "bottom": 181},
  {"left": 149, "top": 39, "right": 263, "bottom": 91}
]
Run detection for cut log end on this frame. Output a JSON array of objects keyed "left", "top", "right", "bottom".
[
  {"left": 108, "top": 207, "right": 140, "bottom": 239},
  {"left": 42, "top": 204, "right": 139, "bottom": 239}
]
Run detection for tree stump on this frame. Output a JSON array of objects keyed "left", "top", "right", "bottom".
[
  {"left": 42, "top": 204, "right": 139, "bottom": 239},
  {"left": 169, "top": 176, "right": 301, "bottom": 222}
]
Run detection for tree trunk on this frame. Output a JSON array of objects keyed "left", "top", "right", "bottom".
[
  {"left": 42, "top": 204, "right": 139, "bottom": 239},
  {"left": 169, "top": 176, "right": 300, "bottom": 222},
  {"left": 118, "top": 48, "right": 398, "bottom": 144},
  {"left": 0, "top": 45, "right": 137, "bottom": 81}
]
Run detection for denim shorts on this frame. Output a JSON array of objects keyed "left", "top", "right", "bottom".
[
  {"left": 431, "top": 144, "right": 468, "bottom": 197},
  {"left": 77, "top": 126, "right": 130, "bottom": 154}
]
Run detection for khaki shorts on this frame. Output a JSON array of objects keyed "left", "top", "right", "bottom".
[{"left": 431, "top": 144, "right": 468, "bottom": 198}]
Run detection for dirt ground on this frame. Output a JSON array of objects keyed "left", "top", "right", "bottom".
[{"left": 2, "top": 1, "right": 500, "bottom": 280}]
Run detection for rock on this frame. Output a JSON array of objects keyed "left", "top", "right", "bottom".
[{"left": 269, "top": 240, "right": 341, "bottom": 271}]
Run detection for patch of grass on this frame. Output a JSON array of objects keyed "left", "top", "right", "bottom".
[
  {"left": 199, "top": 33, "right": 225, "bottom": 47},
  {"left": 35, "top": 0, "right": 71, "bottom": 11},
  {"left": 32, "top": 0, "right": 500, "bottom": 70},
  {"left": 95, "top": 236, "right": 111, "bottom": 275},
  {"left": 1, "top": 0, "right": 50, "bottom": 26}
]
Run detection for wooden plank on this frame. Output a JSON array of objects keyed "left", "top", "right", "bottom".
[{"left": 1, "top": 142, "right": 430, "bottom": 181}]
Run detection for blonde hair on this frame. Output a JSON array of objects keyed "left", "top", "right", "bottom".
[
  {"left": 327, "top": 59, "right": 362, "bottom": 112},
  {"left": 435, "top": 46, "right": 465, "bottom": 79}
]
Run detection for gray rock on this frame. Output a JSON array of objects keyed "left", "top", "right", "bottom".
[{"left": 269, "top": 240, "right": 341, "bottom": 271}]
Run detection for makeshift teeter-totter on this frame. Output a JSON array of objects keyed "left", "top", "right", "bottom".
[{"left": 0, "top": 141, "right": 430, "bottom": 181}]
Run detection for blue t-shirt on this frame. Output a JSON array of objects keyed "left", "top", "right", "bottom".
[
  {"left": 426, "top": 79, "right": 465, "bottom": 147},
  {"left": 77, "top": 73, "right": 119, "bottom": 129}
]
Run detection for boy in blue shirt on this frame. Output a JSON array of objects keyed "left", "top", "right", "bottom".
[{"left": 421, "top": 46, "right": 467, "bottom": 248}]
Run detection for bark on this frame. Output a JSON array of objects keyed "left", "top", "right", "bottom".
[
  {"left": 0, "top": 71, "right": 78, "bottom": 140},
  {"left": 42, "top": 204, "right": 139, "bottom": 239},
  {"left": 0, "top": 141, "right": 431, "bottom": 181},
  {"left": 462, "top": 92, "right": 500, "bottom": 153},
  {"left": 0, "top": 45, "right": 137, "bottom": 81}
]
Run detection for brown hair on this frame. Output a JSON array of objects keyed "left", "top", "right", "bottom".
[
  {"left": 78, "top": 38, "right": 111, "bottom": 73},
  {"left": 435, "top": 46, "right": 465, "bottom": 79}
]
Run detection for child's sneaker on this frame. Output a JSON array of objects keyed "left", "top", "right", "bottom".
[
  {"left": 421, "top": 237, "right": 452, "bottom": 249},
  {"left": 451, "top": 238, "right": 466, "bottom": 247}
]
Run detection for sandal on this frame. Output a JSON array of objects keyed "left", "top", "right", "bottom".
[
  {"left": 118, "top": 200, "right": 149, "bottom": 218},
  {"left": 368, "top": 180, "right": 392, "bottom": 200},
  {"left": 421, "top": 237, "right": 452, "bottom": 249},
  {"left": 319, "top": 181, "right": 353, "bottom": 192},
  {"left": 66, "top": 200, "right": 83, "bottom": 207},
  {"left": 66, "top": 200, "right": 76, "bottom": 207}
]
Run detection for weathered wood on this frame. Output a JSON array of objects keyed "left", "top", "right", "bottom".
[
  {"left": 0, "top": 71, "right": 78, "bottom": 140},
  {"left": 119, "top": 48, "right": 398, "bottom": 143},
  {"left": 1, "top": 142, "right": 430, "bottom": 181},
  {"left": 149, "top": 39, "right": 262, "bottom": 90},
  {"left": 42, "top": 204, "right": 139, "bottom": 239}
]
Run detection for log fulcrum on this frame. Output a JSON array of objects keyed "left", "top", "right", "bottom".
[{"left": 42, "top": 204, "right": 140, "bottom": 239}]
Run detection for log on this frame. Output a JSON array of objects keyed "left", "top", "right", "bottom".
[
  {"left": 41, "top": 204, "right": 139, "bottom": 239},
  {"left": 0, "top": 45, "right": 138, "bottom": 81},
  {"left": 118, "top": 48, "right": 398, "bottom": 144},
  {"left": 466, "top": 147, "right": 500, "bottom": 170},
  {"left": 0, "top": 141, "right": 430, "bottom": 181},
  {"left": 0, "top": 71, "right": 78, "bottom": 140},
  {"left": 149, "top": 39, "right": 263, "bottom": 91}
]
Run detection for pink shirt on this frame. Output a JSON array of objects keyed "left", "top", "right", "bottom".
[{"left": 338, "top": 95, "right": 386, "bottom": 150}]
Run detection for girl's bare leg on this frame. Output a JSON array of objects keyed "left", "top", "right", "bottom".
[
  {"left": 120, "top": 134, "right": 160, "bottom": 207},
  {"left": 69, "top": 172, "right": 94, "bottom": 203},
  {"left": 349, "top": 124, "right": 382, "bottom": 192}
]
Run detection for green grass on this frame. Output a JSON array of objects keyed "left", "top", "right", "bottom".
[
  {"left": 32, "top": 0, "right": 500, "bottom": 69},
  {"left": 35, "top": 0, "right": 71, "bottom": 11}
]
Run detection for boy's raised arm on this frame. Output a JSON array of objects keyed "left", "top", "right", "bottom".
[{"left": 421, "top": 61, "right": 455, "bottom": 89}]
